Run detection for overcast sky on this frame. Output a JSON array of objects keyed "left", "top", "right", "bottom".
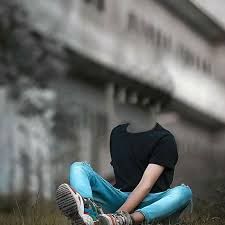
[{"left": 192, "top": 0, "right": 225, "bottom": 29}]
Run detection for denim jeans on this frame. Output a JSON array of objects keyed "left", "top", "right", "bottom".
[{"left": 69, "top": 161, "right": 193, "bottom": 224}]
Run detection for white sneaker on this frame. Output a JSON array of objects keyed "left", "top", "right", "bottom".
[
  {"left": 98, "top": 211, "right": 133, "bottom": 225},
  {"left": 56, "top": 183, "right": 91, "bottom": 225}
]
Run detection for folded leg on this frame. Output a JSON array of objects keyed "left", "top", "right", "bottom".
[
  {"left": 136, "top": 184, "right": 192, "bottom": 223},
  {"left": 69, "top": 161, "right": 129, "bottom": 213}
]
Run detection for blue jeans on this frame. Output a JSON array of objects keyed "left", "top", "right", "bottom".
[{"left": 69, "top": 162, "right": 192, "bottom": 224}]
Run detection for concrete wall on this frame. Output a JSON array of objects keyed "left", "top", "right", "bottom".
[
  {"left": 0, "top": 0, "right": 224, "bottom": 202},
  {"left": 21, "top": 0, "right": 225, "bottom": 124},
  {"left": 163, "top": 117, "right": 225, "bottom": 200},
  {"left": 1, "top": 75, "right": 225, "bottom": 201}
]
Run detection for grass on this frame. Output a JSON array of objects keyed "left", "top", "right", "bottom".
[{"left": 0, "top": 196, "right": 225, "bottom": 225}]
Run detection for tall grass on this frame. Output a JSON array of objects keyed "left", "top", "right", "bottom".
[{"left": 0, "top": 195, "right": 224, "bottom": 225}]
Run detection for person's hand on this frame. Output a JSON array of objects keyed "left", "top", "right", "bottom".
[{"left": 115, "top": 164, "right": 165, "bottom": 213}]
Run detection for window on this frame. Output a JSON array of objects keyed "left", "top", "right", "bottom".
[{"left": 83, "top": 0, "right": 105, "bottom": 12}]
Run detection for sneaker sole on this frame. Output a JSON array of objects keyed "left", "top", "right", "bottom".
[{"left": 56, "top": 183, "right": 85, "bottom": 225}]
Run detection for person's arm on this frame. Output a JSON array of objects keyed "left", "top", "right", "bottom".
[{"left": 117, "top": 163, "right": 164, "bottom": 213}]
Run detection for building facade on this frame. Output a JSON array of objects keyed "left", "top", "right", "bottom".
[{"left": 0, "top": 0, "right": 225, "bottom": 200}]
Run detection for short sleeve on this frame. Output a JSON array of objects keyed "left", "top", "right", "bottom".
[
  {"left": 110, "top": 131, "right": 113, "bottom": 166},
  {"left": 109, "top": 125, "right": 118, "bottom": 167},
  {"left": 149, "top": 135, "right": 178, "bottom": 169}
]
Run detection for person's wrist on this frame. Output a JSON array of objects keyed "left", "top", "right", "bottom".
[{"left": 117, "top": 207, "right": 130, "bottom": 213}]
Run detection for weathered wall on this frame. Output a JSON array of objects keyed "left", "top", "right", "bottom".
[
  {"left": 163, "top": 118, "right": 225, "bottom": 200},
  {"left": 20, "top": 0, "right": 225, "bottom": 124},
  {"left": 0, "top": 0, "right": 225, "bottom": 202}
]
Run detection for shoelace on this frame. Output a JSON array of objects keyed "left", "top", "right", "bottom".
[
  {"left": 111, "top": 213, "right": 125, "bottom": 225},
  {"left": 112, "top": 211, "right": 133, "bottom": 225},
  {"left": 84, "top": 198, "right": 104, "bottom": 220}
]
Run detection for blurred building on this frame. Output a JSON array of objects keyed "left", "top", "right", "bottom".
[{"left": 0, "top": 0, "right": 225, "bottom": 200}]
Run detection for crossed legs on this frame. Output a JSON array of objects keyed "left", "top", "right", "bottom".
[{"left": 69, "top": 162, "right": 192, "bottom": 224}]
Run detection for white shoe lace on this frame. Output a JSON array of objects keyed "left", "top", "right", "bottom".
[{"left": 112, "top": 211, "right": 133, "bottom": 225}]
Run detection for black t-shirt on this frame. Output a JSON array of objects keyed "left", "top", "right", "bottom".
[{"left": 110, "top": 122, "right": 178, "bottom": 193}]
